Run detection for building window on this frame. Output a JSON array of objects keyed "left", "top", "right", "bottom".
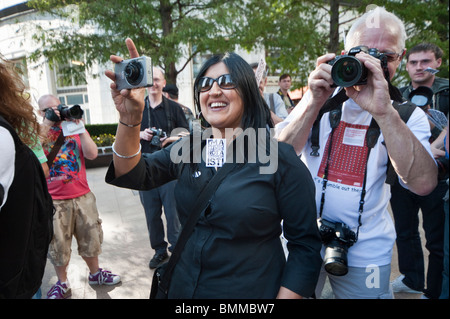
[
  {"left": 12, "top": 57, "right": 29, "bottom": 88},
  {"left": 66, "top": 94, "right": 84, "bottom": 105},
  {"left": 54, "top": 61, "right": 87, "bottom": 88},
  {"left": 53, "top": 60, "right": 90, "bottom": 123},
  {"left": 192, "top": 52, "right": 213, "bottom": 79}
]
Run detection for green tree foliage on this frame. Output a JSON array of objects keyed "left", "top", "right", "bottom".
[
  {"left": 27, "top": 0, "right": 448, "bottom": 89},
  {"left": 233, "top": 0, "right": 326, "bottom": 87},
  {"left": 234, "top": 0, "right": 362, "bottom": 87},
  {"left": 238, "top": 0, "right": 448, "bottom": 88},
  {"left": 355, "top": 0, "right": 449, "bottom": 86},
  {"left": 27, "top": 0, "right": 246, "bottom": 84}
]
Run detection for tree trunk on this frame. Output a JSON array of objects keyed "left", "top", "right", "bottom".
[
  {"left": 159, "top": 0, "right": 178, "bottom": 84},
  {"left": 328, "top": 0, "right": 340, "bottom": 54}
]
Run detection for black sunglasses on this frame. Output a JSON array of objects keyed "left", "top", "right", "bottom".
[{"left": 197, "top": 74, "right": 236, "bottom": 92}]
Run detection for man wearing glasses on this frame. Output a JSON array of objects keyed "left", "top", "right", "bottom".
[{"left": 277, "top": 7, "right": 437, "bottom": 299}]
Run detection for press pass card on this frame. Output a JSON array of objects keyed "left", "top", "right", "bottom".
[
  {"left": 61, "top": 120, "right": 85, "bottom": 136},
  {"left": 254, "top": 57, "right": 266, "bottom": 86},
  {"left": 206, "top": 138, "right": 226, "bottom": 167}
]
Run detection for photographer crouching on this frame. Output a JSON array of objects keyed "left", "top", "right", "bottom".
[
  {"left": 276, "top": 7, "right": 437, "bottom": 299},
  {"left": 135, "top": 67, "right": 189, "bottom": 269}
]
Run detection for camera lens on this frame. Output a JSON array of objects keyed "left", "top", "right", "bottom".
[
  {"left": 323, "top": 245, "right": 349, "bottom": 276},
  {"left": 66, "top": 104, "right": 83, "bottom": 120},
  {"left": 59, "top": 104, "right": 83, "bottom": 120},
  {"left": 124, "top": 61, "right": 144, "bottom": 85},
  {"left": 331, "top": 56, "right": 365, "bottom": 87}
]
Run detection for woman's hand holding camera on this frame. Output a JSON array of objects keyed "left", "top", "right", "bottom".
[
  {"left": 106, "top": 38, "right": 146, "bottom": 177},
  {"left": 105, "top": 38, "right": 145, "bottom": 125}
]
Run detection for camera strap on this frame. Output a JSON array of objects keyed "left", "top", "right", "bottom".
[
  {"left": 310, "top": 88, "right": 348, "bottom": 156},
  {"left": 46, "top": 131, "right": 64, "bottom": 166},
  {"left": 145, "top": 96, "right": 174, "bottom": 135},
  {"left": 318, "top": 111, "right": 380, "bottom": 239}
]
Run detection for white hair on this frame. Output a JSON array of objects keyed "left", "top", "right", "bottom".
[
  {"left": 345, "top": 6, "right": 406, "bottom": 52},
  {"left": 153, "top": 66, "right": 165, "bottom": 77}
]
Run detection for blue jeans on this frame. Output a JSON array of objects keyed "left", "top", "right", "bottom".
[
  {"left": 32, "top": 288, "right": 42, "bottom": 299},
  {"left": 139, "top": 180, "right": 180, "bottom": 254},
  {"left": 390, "top": 179, "right": 446, "bottom": 299}
]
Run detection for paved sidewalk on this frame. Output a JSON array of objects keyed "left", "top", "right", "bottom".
[
  {"left": 39, "top": 166, "right": 427, "bottom": 299},
  {"left": 40, "top": 166, "right": 153, "bottom": 299}
]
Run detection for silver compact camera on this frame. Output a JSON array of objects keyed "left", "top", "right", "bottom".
[{"left": 115, "top": 56, "right": 153, "bottom": 90}]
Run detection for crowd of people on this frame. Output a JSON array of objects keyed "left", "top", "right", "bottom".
[{"left": 0, "top": 6, "right": 448, "bottom": 299}]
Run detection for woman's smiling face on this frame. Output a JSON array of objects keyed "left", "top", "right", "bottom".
[{"left": 199, "top": 62, "right": 244, "bottom": 134}]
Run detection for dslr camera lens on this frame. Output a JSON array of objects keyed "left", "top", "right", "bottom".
[
  {"left": 328, "top": 46, "right": 388, "bottom": 87},
  {"left": 330, "top": 56, "right": 367, "bottom": 87},
  {"left": 59, "top": 104, "right": 83, "bottom": 121}
]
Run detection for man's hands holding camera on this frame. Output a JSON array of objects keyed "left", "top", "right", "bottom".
[
  {"left": 140, "top": 127, "right": 189, "bottom": 148},
  {"left": 309, "top": 50, "right": 393, "bottom": 121},
  {"left": 43, "top": 104, "right": 84, "bottom": 124},
  {"left": 344, "top": 52, "right": 392, "bottom": 119},
  {"left": 140, "top": 128, "right": 156, "bottom": 142}
]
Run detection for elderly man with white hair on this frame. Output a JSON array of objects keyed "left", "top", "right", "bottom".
[{"left": 277, "top": 7, "right": 437, "bottom": 299}]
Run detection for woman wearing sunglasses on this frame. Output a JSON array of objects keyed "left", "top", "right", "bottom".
[{"left": 105, "top": 38, "right": 322, "bottom": 299}]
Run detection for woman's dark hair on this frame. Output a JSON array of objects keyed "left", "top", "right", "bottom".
[{"left": 193, "top": 52, "right": 272, "bottom": 130}]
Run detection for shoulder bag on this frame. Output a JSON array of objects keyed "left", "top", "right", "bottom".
[{"left": 150, "top": 163, "right": 235, "bottom": 299}]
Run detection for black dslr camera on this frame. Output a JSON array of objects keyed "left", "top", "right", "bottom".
[
  {"left": 328, "top": 46, "right": 388, "bottom": 87},
  {"left": 318, "top": 218, "right": 357, "bottom": 276},
  {"left": 149, "top": 128, "right": 167, "bottom": 147},
  {"left": 45, "top": 104, "right": 84, "bottom": 122}
]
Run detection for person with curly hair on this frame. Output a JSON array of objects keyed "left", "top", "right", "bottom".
[{"left": 0, "top": 55, "right": 53, "bottom": 298}]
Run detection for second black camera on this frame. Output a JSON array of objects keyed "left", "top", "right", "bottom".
[
  {"left": 318, "top": 218, "right": 357, "bottom": 276},
  {"left": 149, "top": 128, "right": 167, "bottom": 147},
  {"left": 45, "top": 104, "right": 84, "bottom": 122}
]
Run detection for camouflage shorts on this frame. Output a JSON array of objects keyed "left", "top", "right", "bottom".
[{"left": 48, "top": 191, "right": 103, "bottom": 266}]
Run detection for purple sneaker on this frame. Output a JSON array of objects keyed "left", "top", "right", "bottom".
[
  {"left": 46, "top": 280, "right": 72, "bottom": 299},
  {"left": 89, "top": 268, "right": 121, "bottom": 286}
]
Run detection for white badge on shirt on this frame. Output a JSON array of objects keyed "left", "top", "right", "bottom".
[
  {"left": 206, "top": 138, "right": 226, "bottom": 168},
  {"left": 342, "top": 127, "right": 366, "bottom": 147}
]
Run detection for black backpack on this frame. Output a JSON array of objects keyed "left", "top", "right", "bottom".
[{"left": 0, "top": 116, "right": 54, "bottom": 299}]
